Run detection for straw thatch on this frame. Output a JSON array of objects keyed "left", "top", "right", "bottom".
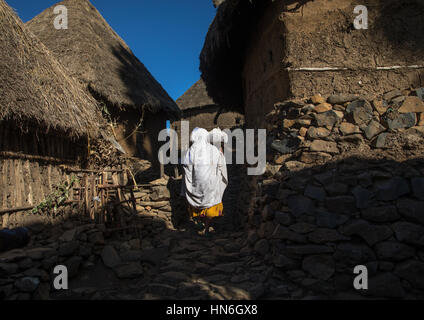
[
  {"left": 0, "top": 0, "right": 101, "bottom": 138},
  {"left": 27, "top": 0, "right": 179, "bottom": 117},
  {"left": 176, "top": 79, "right": 216, "bottom": 111}
]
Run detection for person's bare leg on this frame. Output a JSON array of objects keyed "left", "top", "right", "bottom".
[{"left": 204, "top": 218, "right": 212, "bottom": 235}]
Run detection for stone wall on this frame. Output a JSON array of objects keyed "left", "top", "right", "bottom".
[
  {"left": 0, "top": 176, "right": 177, "bottom": 300},
  {"left": 244, "top": 87, "right": 424, "bottom": 299}
]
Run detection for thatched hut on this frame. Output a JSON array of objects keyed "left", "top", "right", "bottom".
[
  {"left": 175, "top": 79, "right": 244, "bottom": 135},
  {"left": 0, "top": 0, "right": 101, "bottom": 214},
  {"left": 27, "top": 0, "right": 180, "bottom": 169},
  {"left": 200, "top": 0, "right": 424, "bottom": 128}
]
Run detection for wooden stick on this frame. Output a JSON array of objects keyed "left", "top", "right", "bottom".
[{"left": 0, "top": 151, "right": 76, "bottom": 164}]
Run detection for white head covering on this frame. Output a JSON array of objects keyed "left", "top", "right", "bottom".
[
  {"left": 208, "top": 128, "right": 228, "bottom": 145},
  {"left": 183, "top": 128, "right": 221, "bottom": 209}
]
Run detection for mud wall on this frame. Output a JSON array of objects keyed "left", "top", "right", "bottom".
[{"left": 241, "top": 0, "right": 424, "bottom": 129}]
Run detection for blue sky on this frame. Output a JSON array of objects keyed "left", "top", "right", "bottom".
[{"left": 6, "top": 0, "right": 216, "bottom": 101}]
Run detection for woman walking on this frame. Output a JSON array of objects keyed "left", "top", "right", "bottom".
[{"left": 182, "top": 128, "right": 224, "bottom": 236}]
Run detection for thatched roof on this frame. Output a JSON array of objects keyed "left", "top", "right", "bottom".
[
  {"left": 176, "top": 79, "right": 216, "bottom": 111},
  {"left": 27, "top": 0, "right": 180, "bottom": 117},
  {"left": 0, "top": 0, "right": 101, "bottom": 139}
]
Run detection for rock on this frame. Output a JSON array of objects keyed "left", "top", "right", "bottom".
[
  {"left": 58, "top": 242, "right": 79, "bottom": 257},
  {"left": 311, "top": 94, "right": 326, "bottom": 104},
  {"left": 274, "top": 154, "right": 291, "bottom": 165},
  {"left": 392, "top": 96, "right": 406, "bottom": 106},
  {"left": 18, "top": 258, "right": 33, "bottom": 270},
  {"left": 307, "top": 127, "right": 331, "bottom": 139},
  {"left": 340, "top": 122, "right": 361, "bottom": 135},
  {"left": 59, "top": 229, "right": 77, "bottom": 242},
  {"left": 300, "top": 152, "right": 332, "bottom": 164},
  {"left": 88, "top": 232, "right": 104, "bottom": 245},
  {"left": 334, "top": 243, "right": 376, "bottom": 265},
  {"left": 26, "top": 247, "right": 56, "bottom": 260},
  {"left": 351, "top": 186, "right": 374, "bottom": 209},
  {"left": 274, "top": 211, "right": 293, "bottom": 226},
  {"left": 373, "top": 99, "right": 388, "bottom": 115},
  {"left": 283, "top": 119, "right": 295, "bottom": 128},
  {"left": 151, "top": 186, "right": 171, "bottom": 201},
  {"left": 334, "top": 110, "right": 344, "bottom": 119},
  {"left": 296, "top": 118, "right": 312, "bottom": 126},
  {"left": 362, "top": 206, "right": 400, "bottom": 222},
  {"left": 346, "top": 99, "right": 373, "bottom": 127},
  {"left": 308, "top": 229, "right": 349, "bottom": 244},
  {"left": 265, "top": 164, "right": 282, "bottom": 177},
  {"left": 416, "top": 88, "right": 424, "bottom": 101},
  {"left": 314, "top": 103, "right": 332, "bottom": 113},
  {"left": 316, "top": 210, "right": 349, "bottom": 228},
  {"left": 342, "top": 220, "right": 393, "bottom": 246},
  {"left": 139, "top": 247, "right": 168, "bottom": 266},
  {"left": 383, "top": 89, "right": 402, "bottom": 101},
  {"left": 310, "top": 140, "right": 339, "bottom": 154},
  {"left": 398, "top": 96, "right": 424, "bottom": 113},
  {"left": 392, "top": 222, "right": 424, "bottom": 246},
  {"left": 14, "top": 277, "right": 40, "bottom": 293},
  {"left": 397, "top": 198, "right": 424, "bottom": 224},
  {"left": 364, "top": 120, "right": 385, "bottom": 140},
  {"left": 65, "top": 256, "right": 82, "bottom": 278},
  {"left": 114, "top": 263, "right": 144, "bottom": 279},
  {"left": 375, "top": 241, "right": 415, "bottom": 261},
  {"left": 101, "top": 246, "right": 121, "bottom": 268},
  {"left": 273, "top": 254, "right": 297, "bottom": 270},
  {"left": 304, "top": 185, "right": 326, "bottom": 202},
  {"left": 367, "top": 273, "right": 405, "bottom": 298},
  {"left": 374, "top": 177, "right": 410, "bottom": 201},
  {"left": 286, "top": 245, "right": 333, "bottom": 256},
  {"left": 156, "top": 271, "right": 189, "bottom": 283},
  {"left": 302, "top": 255, "right": 335, "bottom": 280},
  {"left": 271, "top": 138, "right": 300, "bottom": 155},
  {"left": 290, "top": 222, "right": 316, "bottom": 234},
  {"left": 254, "top": 239, "right": 269, "bottom": 256},
  {"left": 327, "top": 94, "right": 359, "bottom": 105},
  {"left": 299, "top": 127, "right": 308, "bottom": 137},
  {"left": 419, "top": 113, "right": 424, "bottom": 126},
  {"left": 314, "top": 171, "right": 334, "bottom": 185},
  {"left": 375, "top": 132, "right": 389, "bottom": 148},
  {"left": 411, "top": 178, "right": 424, "bottom": 200},
  {"left": 0, "top": 263, "right": 18, "bottom": 276},
  {"left": 337, "top": 134, "right": 364, "bottom": 144},
  {"left": 314, "top": 110, "right": 341, "bottom": 129},
  {"left": 287, "top": 195, "right": 315, "bottom": 217},
  {"left": 395, "top": 260, "right": 424, "bottom": 289},
  {"left": 387, "top": 113, "right": 417, "bottom": 130},
  {"left": 271, "top": 225, "right": 306, "bottom": 243},
  {"left": 326, "top": 196, "right": 357, "bottom": 215},
  {"left": 324, "top": 183, "right": 348, "bottom": 196}
]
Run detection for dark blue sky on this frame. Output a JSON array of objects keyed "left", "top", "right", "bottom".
[{"left": 6, "top": 0, "right": 216, "bottom": 101}]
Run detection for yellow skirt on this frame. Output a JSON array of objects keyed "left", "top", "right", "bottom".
[{"left": 188, "top": 202, "right": 224, "bottom": 219}]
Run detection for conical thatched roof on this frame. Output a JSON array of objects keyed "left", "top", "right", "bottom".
[
  {"left": 176, "top": 79, "right": 216, "bottom": 111},
  {"left": 0, "top": 0, "right": 101, "bottom": 138},
  {"left": 27, "top": 0, "right": 180, "bottom": 117}
]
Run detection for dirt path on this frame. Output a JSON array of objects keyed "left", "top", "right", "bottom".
[{"left": 47, "top": 162, "right": 302, "bottom": 300}]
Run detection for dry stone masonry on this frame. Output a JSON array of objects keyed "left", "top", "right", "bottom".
[{"left": 245, "top": 87, "right": 424, "bottom": 299}]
